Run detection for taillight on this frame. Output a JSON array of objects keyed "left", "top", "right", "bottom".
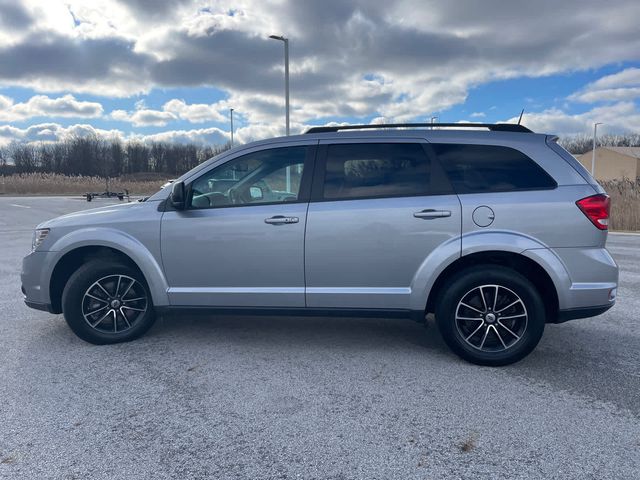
[{"left": 576, "top": 194, "right": 610, "bottom": 230}]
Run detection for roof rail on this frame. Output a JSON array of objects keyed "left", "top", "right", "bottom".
[{"left": 305, "top": 123, "right": 533, "bottom": 134}]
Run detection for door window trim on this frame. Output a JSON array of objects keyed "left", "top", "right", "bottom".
[
  {"left": 182, "top": 144, "right": 319, "bottom": 211},
  {"left": 310, "top": 139, "right": 454, "bottom": 202}
]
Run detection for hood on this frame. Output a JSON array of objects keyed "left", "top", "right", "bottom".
[{"left": 38, "top": 200, "right": 160, "bottom": 229}]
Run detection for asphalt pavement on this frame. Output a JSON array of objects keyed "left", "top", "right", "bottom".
[{"left": 1, "top": 196, "right": 639, "bottom": 479}]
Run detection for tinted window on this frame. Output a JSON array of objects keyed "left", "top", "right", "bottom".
[
  {"left": 190, "top": 147, "right": 307, "bottom": 209},
  {"left": 432, "top": 144, "right": 556, "bottom": 193},
  {"left": 323, "top": 143, "right": 433, "bottom": 200}
]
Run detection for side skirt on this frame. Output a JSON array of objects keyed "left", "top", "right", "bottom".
[{"left": 155, "top": 306, "right": 426, "bottom": 322}]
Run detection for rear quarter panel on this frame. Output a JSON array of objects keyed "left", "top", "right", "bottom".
[{"left": 458, "top": 185, "right": 607, "bottom": 250}]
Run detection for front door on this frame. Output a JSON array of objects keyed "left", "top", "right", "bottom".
[
  {"left": 161, "top": 143, "right": 315, "bottom": 307},
  {"left": 304, "top": 139, "right": 461, "bottom": 310}
]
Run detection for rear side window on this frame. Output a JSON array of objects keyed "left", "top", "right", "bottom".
[
  {"left": 432, "top": 144, "right": 557, "bottom": 194},
  {"left": 546, "top": 139, "right": 599, "bottom": 187},
  {"left": 322, "top": 143, "right": 437, "bottom": 200}
]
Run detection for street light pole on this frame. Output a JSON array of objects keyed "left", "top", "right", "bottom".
[
  {"left": 269, "top": 34, "right": 291, "bottom": 191},
  {"left": 229, "top": 108, "right": 234, "bottom": 147},
  {"left": 284, "top": 38, "right": 289, "bottom": 136},
  {"left": 269, "top": 35, "right": 290, "bottom": 136},
  {"left": 591, "top": 122, "right": 603, "bottom": 176}
]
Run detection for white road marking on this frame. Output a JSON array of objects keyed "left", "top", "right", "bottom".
[
  {"left": 9, "top": 203, "right": 31, "bottom": 208},
  {"left": 609, "top": 231, "right": 640, "bottom": 236}
]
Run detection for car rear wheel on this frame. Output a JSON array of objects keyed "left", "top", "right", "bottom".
[
  {"left": 61, "top": 260, "right": 156, "bottom": 345},
  {"left": 435, "top": 265, "right": 545, "bottom": 366}
]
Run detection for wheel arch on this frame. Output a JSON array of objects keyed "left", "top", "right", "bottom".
[
  {"left": 47, "top": 229, "right": 169, "bottom": 313},
  {"left": 425, "top": 250, "right": 560, "bottom": 323}
]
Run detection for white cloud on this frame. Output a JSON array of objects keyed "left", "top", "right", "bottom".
[
  {"left": 470, "top": 112, "right": 486, "bottom": 118},
  {"left": 570, "top": 88, "right": 640, "bottom": 103},
  {"left": 0, "top": 94, "right": 12, "bottom": 110},
  {"left": 163, "top": 99, "right": 229, "bottom": 123},
  {"left": 110, "top": 98, "right": 230, "bottom": 126},
  {"left": 0, "top": 120, "right": 294, "bottom": 147},
  {"left": 569, "top": 67, "right": 640, "bottom": 103},
  {"left": 140, "top": 126, "right": 229, "bottom": 145},
  {"left": 507, "top": 102, "right": 640, "bottom": 136},
  {"left": 110, "top": 108, "right": 176, "bottom": 126},
  {"left": 0, "top": 94, "right": 103, "bottom": 121},
  {"left": 589, "top": 67, "right": 640, "bottom": 89},
  {"left": 0, "top": 122, "right": 124, "bottom": 146}
]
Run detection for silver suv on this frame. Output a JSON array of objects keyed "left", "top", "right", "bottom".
[{"left": 21, "top": 123, "right": 618, "bottom": 365}]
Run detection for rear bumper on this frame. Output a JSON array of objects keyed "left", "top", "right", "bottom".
[
  {"left": 553, "top": 303, "right": 614, "bottom": 323},
  {"left": 525, "top": 246, "right": 617, "bottom": 321},
  {"left": 548, "top": 246, "right": 619, "bottom": 310}
]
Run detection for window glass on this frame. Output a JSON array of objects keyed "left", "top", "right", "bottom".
[
  {"left": 323, "top": 143, "right": 431, "bottom": 199},
  {"left": 190, "top": 146, "right": 306, "bottom": 208},
  {"left": 432, "top": 144, "right": 557, "bottom": 193}
]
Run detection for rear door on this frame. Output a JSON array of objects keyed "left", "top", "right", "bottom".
[{"left": 304, "top": 138, "right": 461, "bottom": 310}]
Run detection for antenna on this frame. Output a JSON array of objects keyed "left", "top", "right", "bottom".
[{"left": 517, "top": 109, "right": 525, "bottom": 125}]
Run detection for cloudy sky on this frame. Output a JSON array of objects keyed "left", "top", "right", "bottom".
[{"left": 1, "top": 0, "right": 639, "bottom": 147}]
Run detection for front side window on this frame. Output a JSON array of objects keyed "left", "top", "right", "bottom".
[
  {"left": 190, "top": 146, "right": 307, "bottom": 209},
  {"left": 432, "top": 144, "right": 557, "bottom": 194},
  {"left": 322, "top": 143, "right": 432, "bottom": 200}
]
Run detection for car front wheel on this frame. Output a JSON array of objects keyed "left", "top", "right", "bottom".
[{"left": 61, "top": 260, "right": 156, "bottom": 345}]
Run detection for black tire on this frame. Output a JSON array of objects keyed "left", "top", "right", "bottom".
[
  {"left": 61, "top": 260, "right": 156, "bottom": 345},
  {"left": 435, "top": 265, "right": 545, "bottom": 366}
]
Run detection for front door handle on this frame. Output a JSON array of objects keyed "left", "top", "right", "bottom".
[
  {"left": 265, "top": 215, "right": 299, "bottom": 225},
  {"left": 413, "top": 209, "right": 452, "bottom": 219}
]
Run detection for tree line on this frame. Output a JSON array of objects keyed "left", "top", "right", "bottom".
[
  {"left": 558, "top": 133, "right": 640, "bottom": 155},
  {"left": 0, "top": 136, "right": 230, "bottom": 177},
  {"left": 1, "top": 133, "right": 639, "bottom": 178}
]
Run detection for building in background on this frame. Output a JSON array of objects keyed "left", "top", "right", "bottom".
[{"left": 576, "top": 147, "right": 640, "bottom": 181}]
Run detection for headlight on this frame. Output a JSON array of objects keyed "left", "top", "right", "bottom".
[{"left": 32, "top": 228, "right": 50, "bottom": 251}]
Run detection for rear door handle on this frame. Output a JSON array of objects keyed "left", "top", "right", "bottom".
[
  {"left": 413, "top": 209, "right": 452, "bottom": 219},
  {"left": 264, "top": 215, "right": 299, "bottom": 225}
]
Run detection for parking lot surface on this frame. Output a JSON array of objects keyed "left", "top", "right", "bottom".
[{"left": 1, "top": 196, "right": 639, "bottom": 479}]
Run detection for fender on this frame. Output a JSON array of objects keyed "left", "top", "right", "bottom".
[
  {"left": 46, "top": 228, "right": 170, "bottom": 307},
  {"left": 409, "top": 230, "right": 571, "bottom": 311}
]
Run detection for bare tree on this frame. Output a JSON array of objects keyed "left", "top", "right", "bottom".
[
  {"left": 0, "top": 137, "right": 231, "bottom": 177},
  {"left": 560, "top": 133, "right": 640, "bottom": 154}
]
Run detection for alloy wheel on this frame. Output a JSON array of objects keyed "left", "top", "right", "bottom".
[
  {"left": 454, "top": 284, "right": 528, "bottom": 352},
  {"left": 81, "top": 274, "right": 148, "bottom": 334}
]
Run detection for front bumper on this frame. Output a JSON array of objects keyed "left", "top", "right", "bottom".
[
  {"left": 23, "top": 297, "right": 56, "bottom": 313},
  {"left": 21, "top": 251, "right": 55, "bottom": 311}
]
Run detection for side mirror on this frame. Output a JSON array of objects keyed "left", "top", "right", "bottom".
[
  {"left": 170, "top": 181, "right": 186, "bottom": 210},
  {"left": 249, "top": 186, "right": 264, "bottom": 200}
]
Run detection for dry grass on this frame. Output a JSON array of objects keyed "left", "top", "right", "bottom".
[
  {"left": 602, "top": 179, "right": 640, "bottom": 232},
  {"left": 0, "top": 173, "right": 169, "bottom": 196}
]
